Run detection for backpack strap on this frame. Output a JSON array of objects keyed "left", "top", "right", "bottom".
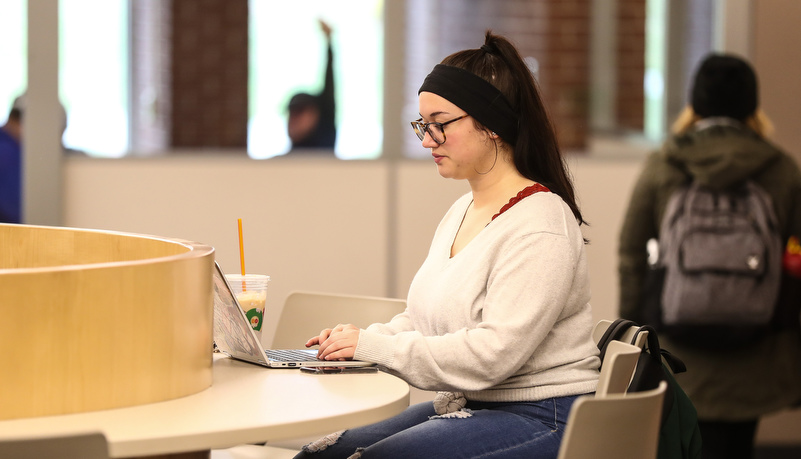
[
  {"left": 597, "top": 319, "right": 637, "bottom": 368},
  {"left": 630, "top": 325, "right": 677, "bottom": 424},
  {"left": 661, "top": 349, "right": 687, "bottom": 374}
]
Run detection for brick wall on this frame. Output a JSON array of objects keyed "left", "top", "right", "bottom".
[
  {"left": 616, "top": 0, "right": 646, "bottom": 131},
  {"left": 170, "top": 0, "right": 249, "bottom": 148},
  {"left": 539, "top": 0, "right": 591, "bottom": 150}
]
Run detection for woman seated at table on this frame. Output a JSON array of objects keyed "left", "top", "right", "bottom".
[{"left": 298, "top": 31, "right": 600, "bottom": 459}]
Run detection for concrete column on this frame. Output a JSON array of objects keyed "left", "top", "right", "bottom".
[{"left": 24, "top": 0, "right": 63, "bottom": 226}]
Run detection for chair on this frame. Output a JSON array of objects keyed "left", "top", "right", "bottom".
[
  {"left": 596, "top": 339, "right": 641, "bottom": 397},
  {"left": 557, "top": 381, "right": 668, "bottom": 459},
  {"left": 212, "top": 291, "right": 407, "bottom": 459},
  {"left": 270, "top": 291, "right": 407, "bottom": 349},
  {"left": 592, "top": 318, "right": 649, "bottom": 349},
  {"left": 0, "top": 432, "right": 109, "bottom": 459}
]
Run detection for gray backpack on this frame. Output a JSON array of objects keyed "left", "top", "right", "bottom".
[{"left": 646, "top": 179, "right": 783, "bottom": 348}]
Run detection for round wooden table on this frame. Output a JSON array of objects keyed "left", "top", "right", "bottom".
[{"left": 0, "top": 354, "right": 410, "bottom": 458}]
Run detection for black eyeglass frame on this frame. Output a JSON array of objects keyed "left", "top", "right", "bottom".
[{"left": 410, "top": 114, "right": 469, "bottom": 145}]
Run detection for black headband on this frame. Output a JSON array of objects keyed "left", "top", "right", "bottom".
[{"left": 418, "top": 64, "right": 518, "bottom": 145}]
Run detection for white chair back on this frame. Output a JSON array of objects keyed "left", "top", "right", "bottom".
[
  {"left": 557, "top": 381, "right": 667, "bottom": 459},
  {"left": 596, "top": 340, "right": 641, "bottom": 397},
  {"left": 271, "top": 291, "right": 406, "bottom": 349}
]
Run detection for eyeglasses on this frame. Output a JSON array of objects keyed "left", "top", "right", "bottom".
[{"left": 410, "top": 114, "right": 469, "bottom": 145}]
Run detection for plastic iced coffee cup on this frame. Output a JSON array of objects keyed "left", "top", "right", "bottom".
[{"left": 225, "top": 274, "right": 270, "bottom": 334}]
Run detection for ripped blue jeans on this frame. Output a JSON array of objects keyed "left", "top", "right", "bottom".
[{"left": 292, "top": 395, "right": 581, "bottom": 459}]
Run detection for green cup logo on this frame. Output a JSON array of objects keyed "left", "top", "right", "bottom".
[{"left": 245, "top": 308, "right": 263, "bottom": 331}]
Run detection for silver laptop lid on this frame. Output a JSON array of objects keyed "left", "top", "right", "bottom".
[{"left": 212, "top": 262, "right": 270, "bottom": 366}]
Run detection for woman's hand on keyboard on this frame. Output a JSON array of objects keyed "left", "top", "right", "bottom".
[{"left": 307, "top": 324, "right": 360, "bottom": 361}]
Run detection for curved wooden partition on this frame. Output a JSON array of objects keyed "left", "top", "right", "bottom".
[{"left": 0, "top": 224, "right": 215, "bottom": 421}]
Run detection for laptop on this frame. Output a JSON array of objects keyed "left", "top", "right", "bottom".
[{"left": 212, "top": 261, "right": 374, "bottom": 368}]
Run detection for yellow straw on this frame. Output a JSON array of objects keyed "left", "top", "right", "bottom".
[{"left": 238, "top": 218, "right": 246, "bottom": 291}]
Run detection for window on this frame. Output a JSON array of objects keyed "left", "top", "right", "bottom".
[
  {"left": 644, "top": 0, "right": 716, "bottom": 143},
  {"left": 60, "top": 0, "right": 129, "bottom": 157},
  {"left": 248, "top": 0, "right": 384, "bottom": 159},
  {"left": 25, "top": 1, "right": 721, "bottom": 160},
  {"left": 0, "top": 0, "right": 25, "bottom": 124}
]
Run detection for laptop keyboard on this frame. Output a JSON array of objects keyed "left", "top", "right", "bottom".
[{"left": 265, "top": 349, "right": 319, "bottom": 362}]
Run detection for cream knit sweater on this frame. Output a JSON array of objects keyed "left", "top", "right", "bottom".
[{"left": 354, "top": 191, "right": 600, "bottom": 402}]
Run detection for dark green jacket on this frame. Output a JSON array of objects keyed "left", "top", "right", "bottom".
[{"left": 618, "top": 121, "right": 801, "bottom": 420}]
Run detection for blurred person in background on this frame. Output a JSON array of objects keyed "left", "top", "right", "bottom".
[
  {"left": 618, "top": 53, "right": 801, "bottom": 459},
  {"left": 0, "top": 94, "right": 24, "bottom": 223},
  {"left": 286, "top": 19, "right": 336, "bottom": 154},
  {"left": 0, "top": 92, "right": 72, "bottom": 224}
]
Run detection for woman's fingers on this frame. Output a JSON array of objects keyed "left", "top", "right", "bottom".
[
  {"left": 306, "top": 325, "right": 360, "bottom": 359},
  {"left": 305, "top": 328, "right": 333, "bottom": 348},
  {"left": 317, "top": 329, "right": 360, "bottom": 360}
]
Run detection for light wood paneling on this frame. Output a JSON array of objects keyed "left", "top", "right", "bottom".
[{"left": 0, "top": 224, "right": 215, "bottom": 420}]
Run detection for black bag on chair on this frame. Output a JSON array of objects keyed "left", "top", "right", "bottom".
[{"left": 597, "top": 319, "right": 702, "bottom": 459}]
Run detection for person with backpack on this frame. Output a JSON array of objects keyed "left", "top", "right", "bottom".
[{"left": 618, "top": 53, "right": 801, "bottom": 459}]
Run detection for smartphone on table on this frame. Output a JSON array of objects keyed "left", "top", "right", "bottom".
[{"left": 300, "top": 366, "right": 378, "bottom": 374}]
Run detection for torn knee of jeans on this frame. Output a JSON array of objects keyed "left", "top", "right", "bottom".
[
  {"left": 433, "top": 391, "right": 466, "bottom": 415},
  {"left": 346, "top": 448, "right": 365, "bottom": 459},
  {"left": 302, "top": 430, "right": 345, "bottom": 453},
  {"left": 429, "top": 408, "right": 474, "bottom": 419}
]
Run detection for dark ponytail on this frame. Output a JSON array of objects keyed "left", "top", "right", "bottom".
[{"left": 440, "top": 31, "right": 586, "bottom": 227}]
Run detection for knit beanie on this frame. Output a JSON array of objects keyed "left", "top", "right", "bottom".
[{"left": 690, "top": 53, "right": 758, "bottom": 121}]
